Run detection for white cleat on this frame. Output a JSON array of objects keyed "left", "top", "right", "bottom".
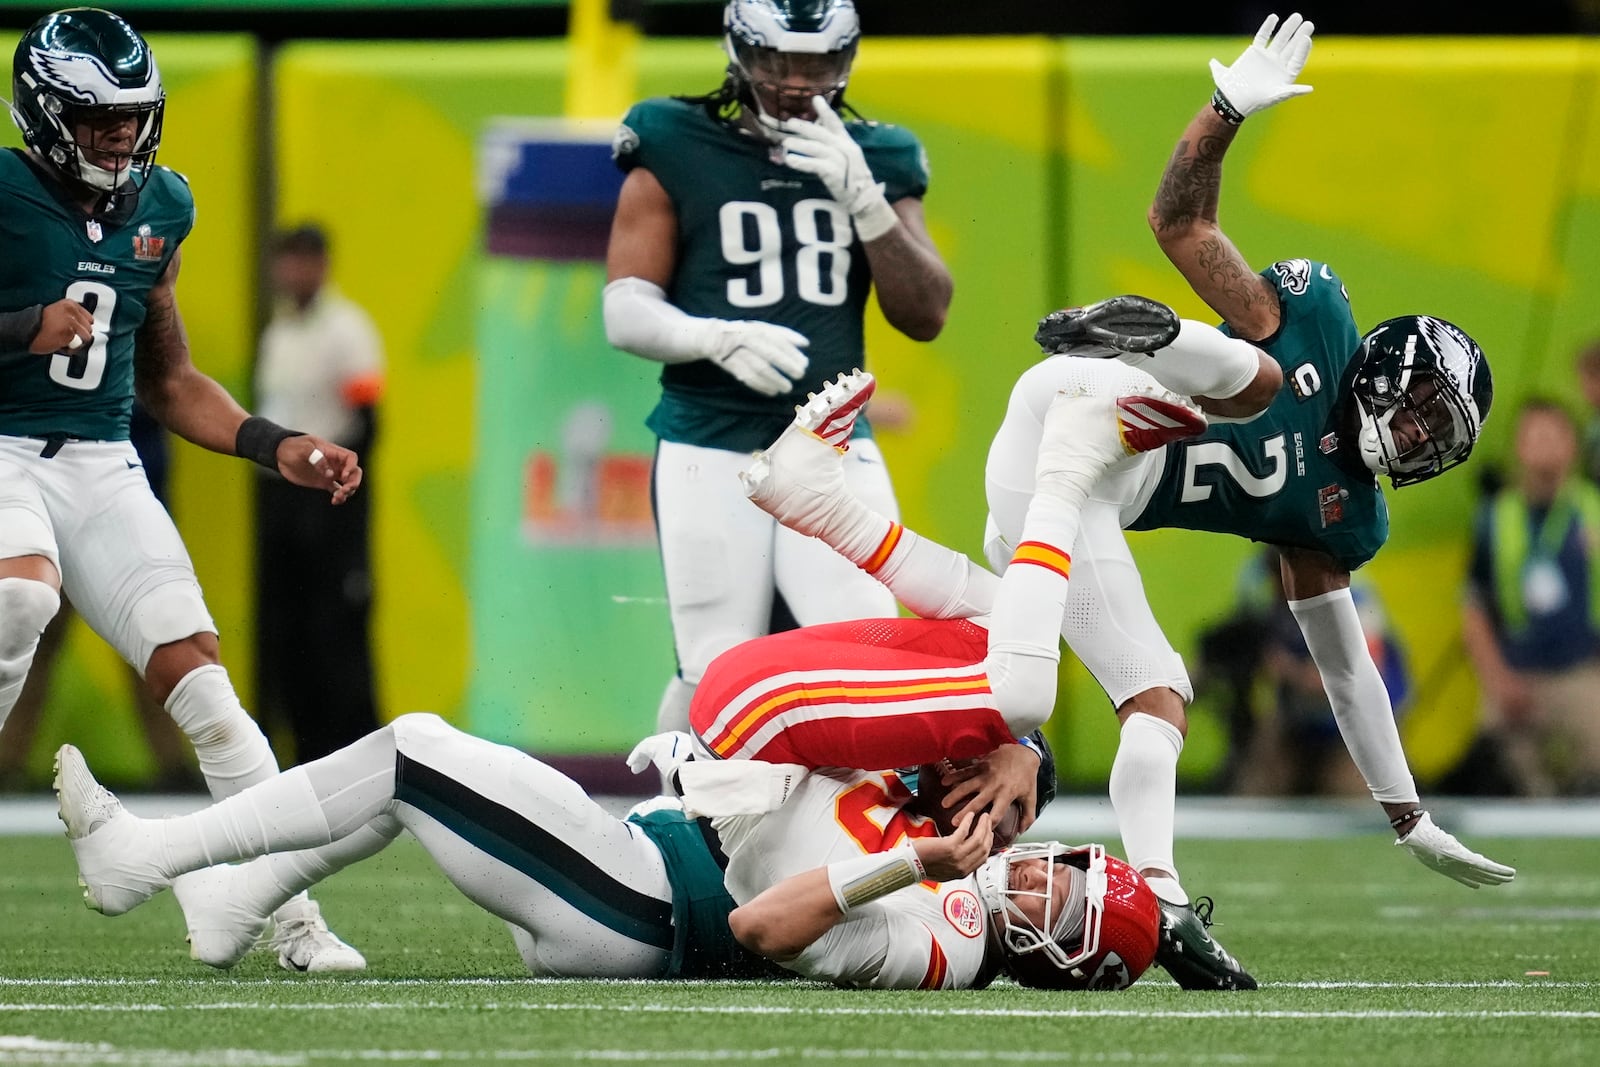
[
  {"left": 53, "top": 744, "right": 169, "bottom": 916},
  {"left": 1036, "top": 387, "right": 1206, "bottom": 506},
  {"left": 173, "top": 865, "right": 271, "bottom": 969},
  {"left": 741, "top": 369, "right": 876, "bottom": 538},
  {"left": 271, "top": 899, "right": 367, "bottom": 973}
]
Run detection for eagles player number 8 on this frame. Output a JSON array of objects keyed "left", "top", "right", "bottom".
[
  {"left": 51, "top": 280, "right": 116, "bottom": 391},
  {"left": 720, "top": 199, "right": 852, "bottom": 309}
]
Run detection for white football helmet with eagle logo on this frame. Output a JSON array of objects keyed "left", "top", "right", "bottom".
[
  {"left": 9, "top": 7, "right": 165, "bottom": 194},
  {"left": 723, "top": 0, "right": 860, "bottom": 125}
]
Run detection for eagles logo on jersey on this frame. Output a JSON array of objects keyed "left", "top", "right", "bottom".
[{"left": 1272, "top": 258, "right": 1313, "bottom": 296}]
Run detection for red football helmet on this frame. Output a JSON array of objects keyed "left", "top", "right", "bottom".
[{"left": 974, "top": 841, "right": 1160, "bottom": 990}]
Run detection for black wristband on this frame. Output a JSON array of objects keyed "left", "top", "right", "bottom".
[
  {"left": 235, "top": 416, "right": 303, "bottom": 471},
  {"left": 1389, "top": 807, "right": 1426, "bottom": 830},
  {"left": 1210, "top": 88, "right": 1246, "bottom": 126},
  {"left": 0, "top": 305, "right": 44, "bottom": 351}
]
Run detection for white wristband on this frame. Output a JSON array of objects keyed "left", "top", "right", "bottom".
[
  {"left": 851, "top": 189, "right": 898, "bottom": 243},
  {"left": 827, "top": 843, "right": 926, "bottom": 913}
]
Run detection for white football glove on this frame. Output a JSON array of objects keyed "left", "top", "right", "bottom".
[
  {"left": 771, "top": 96, "right": 899, "bottom": 242},
  {"left": 1209, "top": 12, "right": 1315, "bottom": 122},
  {"left": 626, "top": 731, "right": 697, "bottom": 791},
  {"left": 706, "top": 319, "right": 810, "bottom": 396},
  {"left": 1396, "top": 812, "right": 1516, "bottom": 888}
]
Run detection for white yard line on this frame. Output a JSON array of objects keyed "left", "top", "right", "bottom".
[
  {"left": 0, "top": 977, "right": 1592, "bottom": 989},
  {"left": 1, "top": 1002, "right": 1597, "bottom": 1019},
  {"left": 0, "top": 1042, "right": 1266, "bottom": 1065}
]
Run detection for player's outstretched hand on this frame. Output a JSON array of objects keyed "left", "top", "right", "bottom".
[
  {"left": 279, "top": 435, "right": 362, "bottom": 505},
  {"left": 708, "top": 319, "right": 810, "bottom": 396},
  {"left": 31, "top": 298, "right": 96, "bottom": 355},
  {"left": 771, "top": 96, "right": 898, "bottom": 243},
  {"left": 1209, "top": 12, "right": 1315, "bottom": 121},
  {"left": 913, "top": 811, "right": 993, "bottom": 882},
  {"left": 1396, "top": 812, "right": 1516, "bottom": 888}
]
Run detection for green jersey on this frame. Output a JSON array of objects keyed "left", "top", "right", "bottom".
[
  {"left": 1129, "top": 260, "right": 1390, "bottom": 571},
  {"left": 614, "top": 97, "right": 930, "bottom": 452},
  {"left": 0, "top": 149, "right": 192, "bottom": 441},
  {"left": 627, "top": 806, "right": 786, "bottom": 980}
]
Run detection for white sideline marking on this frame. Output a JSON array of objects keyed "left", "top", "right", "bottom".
[{"left": 2, "top": 1003, "right": 1597, "bottom": 1020}]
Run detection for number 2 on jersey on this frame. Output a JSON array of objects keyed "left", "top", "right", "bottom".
[
  {"left": 49, "top": 280, "right": 116, "bottom": 391},
  {"left": 720, "top": 199, "right": 851, "bottom": 309}
]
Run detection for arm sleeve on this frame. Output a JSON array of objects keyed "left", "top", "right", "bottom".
[
  {"left": 602, "top": 276, "right": 718, "bottom": 365},
  {"left": 1288, "top": 587, "right": 1419, "bottom": 804},
  {"left": 788, "top": 908, "right": 973, "bottom": 989}
]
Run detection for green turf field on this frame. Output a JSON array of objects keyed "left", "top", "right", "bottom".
[{"left": 1, "top": 831, "right": 1595, "bottom": 1066}]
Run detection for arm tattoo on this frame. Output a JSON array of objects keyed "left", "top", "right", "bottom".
[
  {"left": 133, "top": 283, "right": 189, "bottom": 397},
  {"left": 1152, "top": 134, "right": 1230, "bottom": 233},
  {"left": 1196, "top": 236, "right": 1263, "bottom": 312}
]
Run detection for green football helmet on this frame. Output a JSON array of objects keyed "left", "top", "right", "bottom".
[
  {"left": 10, "top": 8, "right": 165, "bottom": 194},
  {"left": 723, "top": 0, "right": 860, "bottom": 123}
]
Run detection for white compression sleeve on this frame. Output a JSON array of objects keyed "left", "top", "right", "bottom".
[
  {"left": 1288, "top": 588, "right": 1419, "bottom": 804},
  {"left": 603, "top": 277, "right": 717, "bottom": 364},
  {"left": 1119, "top": 319, "right": 1260, "bottom": 401}
]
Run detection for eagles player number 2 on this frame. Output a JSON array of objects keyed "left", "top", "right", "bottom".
[
  {"left": 1180, "top": 435, "right": 1289, "bottom": 503},
  {"left": 720, "top": 199, "right": 852, "bottom": 308},
  {"left": 50, "top": 280, "right": 116, "bottom": 391}
]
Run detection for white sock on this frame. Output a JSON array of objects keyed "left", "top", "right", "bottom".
[
  {"left": 1125, "top": 319, "right": 1259, "bottom": 400},
  {"left": 156, "top": 766, "right": 334, "bottom": 876},
  {"left": 871, "top": 529, "right": 999, "bottom": 619},
  {"left": 1109, "top": 712, "right": 1185, "bottom": 891},
  {"left": 164, "top": 664, "right": 278, "bottom": 798},
  {"left": 821, "top": 498, "right": 897, "bottom": 569},
  {"left": 237, "top": 818, "right": 402, "bottom": 917}
]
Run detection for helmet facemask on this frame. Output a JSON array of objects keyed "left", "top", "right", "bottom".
[
  {"left": 976, "top": 842, "right": 1094, "bottom": 972},
  {"left": 43, "top": 97, "right": 164, "bottom": 192},
  {"left": 723, "top": 0, "right": 860, "bottom": 132}
]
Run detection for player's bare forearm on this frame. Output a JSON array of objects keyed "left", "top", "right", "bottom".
[
  {"left": 1150, "top": 107, "right": 1236, "bottom": 235},
  {"left": 864, "top": 198, "right": 952, "bottom": 342},
  {"left": 1150, "top": 107, "right": 1279, "bottom": 339},
  {"left": 138, "top": 360, "right": 250, "bottom": 455},
  {"left": 728, "top": 869, "right": 841, "bottom": 962}
]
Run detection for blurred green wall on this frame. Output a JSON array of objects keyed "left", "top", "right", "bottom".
[{"left": 9, "top": 33, "right": 1597, "bottom": 789}]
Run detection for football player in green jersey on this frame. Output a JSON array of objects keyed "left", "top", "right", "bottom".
[
  {"left": 0, "top": 8, "right": 366, "bottom": 971},
  {"left": 996, "top": 13, "right": 1513, "bottom": 987},
  {"left": 604, "top": 0, "right": 953, "bottom": 745}
]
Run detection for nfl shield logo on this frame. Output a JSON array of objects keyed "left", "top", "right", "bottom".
[
  {"left": 85, "top": 219, "right": 102, "bottom": 243},
  {"left": 132, "top": 223, "right": 165, "bottom": 261}
]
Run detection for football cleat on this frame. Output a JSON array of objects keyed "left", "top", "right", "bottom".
[
  {"left": 271, "top": 898, "right": 367, "bottom": 973},
  {"left": 1115, "top": 393, "right": 1209, "bottom": 454},
  {"left": 1035, "top": 386, "right": 1205, "bottom": 508},
  {"left": 1155, "top": 896, "right": 1258, "bottom": 991},
  {"left": 740, "top": 369, "right": 875, "bottom": 538},
  {"left": 1034, "top": 295, "right": 1182, "bottom": 358},
  {"left": 54, "top": 744, "right": 169, "bottom": 916},
  {"left": 173, "top": 865, "right": 271, "bottom": 969}
]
